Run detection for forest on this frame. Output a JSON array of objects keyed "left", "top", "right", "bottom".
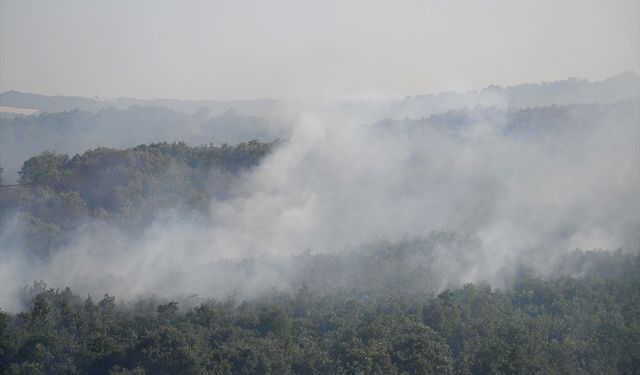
[
  {"left": 1, "top": 251, "right": 638, "bottom": 374},
  {"left": 1, "top": 134, "right": 639, "bottom": 373},
  {"left": 1, "top": 76, "right": 639, "bottom": 374},
  {"left": 2, "top": 0, "right": 640, "bottom": 372}
]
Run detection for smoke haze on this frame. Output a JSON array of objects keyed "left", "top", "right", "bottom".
[{"left": 1, "top": 78, "right": 638, "bottom": 311}]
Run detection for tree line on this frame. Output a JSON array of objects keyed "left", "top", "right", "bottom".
[{"left": 1, "top": 257, "right": 638, "bottom": 374}]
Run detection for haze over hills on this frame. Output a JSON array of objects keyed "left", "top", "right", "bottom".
[
  {"left": 0, "top": 90, "right": 278, "bottom": 118},
  {"left": 1, "top": 73, "right": 638, "bottom": 185},
  {"left": 1, "top": 72, "right": 639, "bottom": 185},
  {"left": 394, "top": 71, "right": 640, "bottom": 118},
  {"left": 1, "top": 72, "right": 638, "bottom": 118}
]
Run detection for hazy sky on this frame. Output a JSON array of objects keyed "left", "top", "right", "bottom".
[{"left": 1, "top": 0, "right": 638, "bottom": 100}]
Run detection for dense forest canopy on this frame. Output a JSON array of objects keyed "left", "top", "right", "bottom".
[
  {"left": 0, "top": 141, "right": 273, "bottom": 259},
  {"left": 1, "top": 251, "right": 638, "bottom": 374}
]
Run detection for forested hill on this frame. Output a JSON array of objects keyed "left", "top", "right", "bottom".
[
  {"left": 377, "top": 100, "right": 640, "bottom": 137},
  {"left": 0, "top": 141, "right": 274, "bottom": 258},
  {"left": 2, "top": 99, "right": 637, "bottom": 184},
  {"left": 0, "top": 106, "right": 280, "bottom": 183},
  {"left": 0, "top": 90, "right": 277, "bottom": 117}
]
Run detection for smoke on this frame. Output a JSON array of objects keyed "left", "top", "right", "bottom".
[
  {"left": 1, "top": 91, "right": 639, "bottom": 312},
  {"left": 206, "top": 100, "right": 639, "bottom": 254}
]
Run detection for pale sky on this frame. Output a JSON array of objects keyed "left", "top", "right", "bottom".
[{"left": 1, "top": 0, "right": 638, "bottom": 100}]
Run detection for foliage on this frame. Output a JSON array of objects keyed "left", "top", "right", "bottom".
[
  {"left": 1, "top": 141, "right": 274, "bottom": 258},
  {"left": 2, "top": 262, "right": 638, "bottom": 374}
]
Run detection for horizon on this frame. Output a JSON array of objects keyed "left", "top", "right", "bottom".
[{"left": 1, "top": 70, "right": 638, "bottom": 103}]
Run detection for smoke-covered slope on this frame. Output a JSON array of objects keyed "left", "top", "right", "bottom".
[{"left": 1, "top": 97, "right": 638, "bottom": 311}]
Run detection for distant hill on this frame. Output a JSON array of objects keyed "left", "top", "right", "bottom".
[
  {"left": 2, "top": 72, "right": 638, "bottom": 119},
  {"left": 392, "top": 72, "right": 640, "bottom": 118},
  {"left": 0, "top": 90, "right": 279, "bottom": 117}
]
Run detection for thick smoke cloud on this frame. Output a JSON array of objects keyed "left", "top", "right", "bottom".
[
  {"left": 206, "top": 101, "right": 640, "bottom": 254},
  {"left": 1, "top": 85, "right": 639, "bottom": 312}
]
